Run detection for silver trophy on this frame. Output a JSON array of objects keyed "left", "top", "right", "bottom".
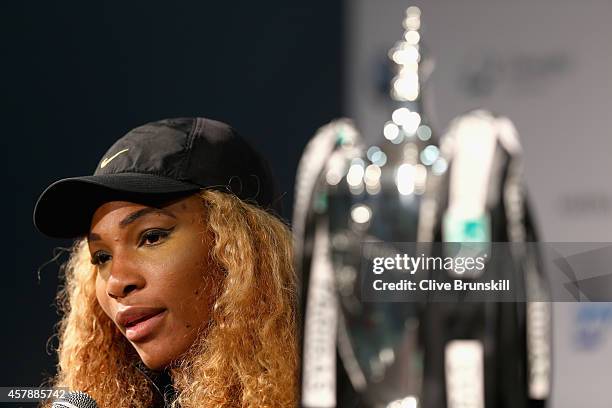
[{"left": 295, "top": 7, "right": 550, "bottom": 408}]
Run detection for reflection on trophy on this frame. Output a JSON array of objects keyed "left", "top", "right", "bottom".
[{"left": 295, "top": 7, "right": 551, "bottom": 408}]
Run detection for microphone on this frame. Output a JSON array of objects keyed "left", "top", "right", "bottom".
[{"left": 51, "top": 391, "right": 98, "bottom": 408}]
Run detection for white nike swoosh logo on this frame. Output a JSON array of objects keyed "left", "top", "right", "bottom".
[{"left": 100, "top": 148, "right": 129, "bottom": 168}]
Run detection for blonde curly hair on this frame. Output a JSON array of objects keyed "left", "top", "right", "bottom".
[{"left": 43, "top": 190, "right": 298, "bottom": 407}]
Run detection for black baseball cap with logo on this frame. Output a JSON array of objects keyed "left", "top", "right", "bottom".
[{"left": 34, "top": 117, "right": 282, "bottom": 238}]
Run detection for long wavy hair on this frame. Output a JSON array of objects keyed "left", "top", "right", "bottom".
[{"left": 43, "top": 190, "right": 298, "bottom": 407}]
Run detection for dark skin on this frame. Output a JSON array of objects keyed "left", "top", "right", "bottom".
[{"left": 88, "top": 195, "right": 217, "bottom": 371}]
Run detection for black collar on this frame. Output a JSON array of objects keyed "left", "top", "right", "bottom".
[{"left": 132, "top": 360, "right": 176, "bottom": 407}]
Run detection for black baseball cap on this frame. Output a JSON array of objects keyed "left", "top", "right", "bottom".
[{"left": 34, "top": 117, "right": 281, "bottom": 238}]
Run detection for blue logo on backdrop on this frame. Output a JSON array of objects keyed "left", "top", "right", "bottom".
[{"left": 574, "top": 304, "right": 612, "bottom": 350}]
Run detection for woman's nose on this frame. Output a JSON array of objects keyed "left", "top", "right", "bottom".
[{"left": 105, "top": 256, "right": 146, "bottom": 299}]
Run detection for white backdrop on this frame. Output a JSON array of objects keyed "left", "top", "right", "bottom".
[{"left": 345, "top": 1, "right": 612, "bottom": 406}]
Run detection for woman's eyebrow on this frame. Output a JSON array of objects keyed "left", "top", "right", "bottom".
[
  {"left": 87, "top": 208, "right": 178, "bottom": 242},
  {"left": 119, "top": 207, "right": 177, "bottom": 227}
]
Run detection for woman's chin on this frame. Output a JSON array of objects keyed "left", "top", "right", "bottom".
[
  {"left": 138, "top": 352, "right": 171, "bottom": 372},
  {"left": 130, "top": 328, "right": 198, "bottom": 371},
  {"left": 133, "top": 343, "right": 174, "bottom": 371}
]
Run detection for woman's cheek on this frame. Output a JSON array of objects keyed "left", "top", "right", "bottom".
[{"left": 145, "top": 238, "right": 207, "bottom": 289}]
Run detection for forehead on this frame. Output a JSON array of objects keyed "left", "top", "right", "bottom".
[{"left": 89, "top": 195, "right": 203, "bottom": 231}]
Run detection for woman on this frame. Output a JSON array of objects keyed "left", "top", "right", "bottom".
[{"left": 34, "top": 118, "right": 298, "bottom": 407}]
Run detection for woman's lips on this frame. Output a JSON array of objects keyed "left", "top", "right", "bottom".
[{"left": 116, "top": 308, "right": 167, "bottom": 342}]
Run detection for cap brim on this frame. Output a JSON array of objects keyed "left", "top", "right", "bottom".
[{"left": 34, "top": 173, "right": 201, "bottom": 238}]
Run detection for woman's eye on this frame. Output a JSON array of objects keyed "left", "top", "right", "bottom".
[
  {"left": 91, "top": 252, "right": 112, "bottom": 265},
  {"left": 139, "top": 229, "right": 172, "bottom": 246}
]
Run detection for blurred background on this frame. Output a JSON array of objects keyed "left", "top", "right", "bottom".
[
  {"left": 345, "top": 2, "right": 612, "bottom": 406},
  {"left": 7, "top": 1, "right": 612, "bottom": 407}
]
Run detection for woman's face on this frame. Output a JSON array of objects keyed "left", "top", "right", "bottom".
[{"left": 88, "top": 195, "right": 217, "bottom": 371}]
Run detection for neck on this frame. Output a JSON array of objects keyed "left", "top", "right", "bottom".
[{"left": 133, "top": 360, "right": 175, "bottom": 406}]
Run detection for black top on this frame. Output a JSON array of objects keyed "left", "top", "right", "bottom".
[{"left": 132, "top": 360, "right": 176, "bottom": 408}]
